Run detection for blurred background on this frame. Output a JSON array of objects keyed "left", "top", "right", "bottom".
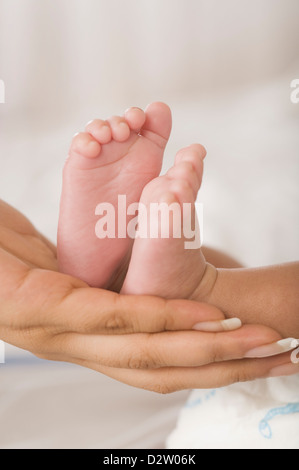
[{"left": 0, "top": 0, "right": 298, "bottom": 449}]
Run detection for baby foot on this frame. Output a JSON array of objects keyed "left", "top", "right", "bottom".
[
  {"left": 58, "top": 102, "right": 172, "bottom": 288},
  {"left": 121, "top": 144, "right": 207, "bottom": 299}
]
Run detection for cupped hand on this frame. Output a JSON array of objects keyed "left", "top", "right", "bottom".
[{"left": 0, "top": 200, "right": 291, "bottom": 393}]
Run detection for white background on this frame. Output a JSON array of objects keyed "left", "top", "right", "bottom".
[{"left": 0, "top": 0, "right": 298, "bottom": 449}]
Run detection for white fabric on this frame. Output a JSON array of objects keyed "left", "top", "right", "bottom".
[
  {"left": 167, "top": 376, "right": 299, "bottom": 449},
  {"left": 0, "top": 0, "right": 298, "bottom": 449}
]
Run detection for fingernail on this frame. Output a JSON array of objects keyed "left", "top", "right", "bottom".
[
  {"left": 267, "top": 363, "right": 299, "bottom": 378},
  {"left": 193, "top": 318, "right": 242, "bottom": 332},
  {"left": 245, "top": 338, "right": 299, "bottom": 359}
]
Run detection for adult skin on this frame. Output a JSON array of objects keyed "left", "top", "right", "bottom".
[{"left": 0, "top": 200, "right": 291, "bottom": 393}]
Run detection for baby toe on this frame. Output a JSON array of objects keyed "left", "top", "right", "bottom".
[
  {"left": 167, "top": 161, "right": 200, "bottom": 198},
  {"left": 175, "top": 144, "right": 206, "bottom": 181},
  {"left": 124, "top": 107, "right": 146, "bottom": 132},
  {"left": 169, "top": 179, "right": 195, "bottom": 205},
  {"left": 85, "top": 119, "right": 112, "bottom": 144},
  {"left": 108, "top": 116, "right": 131, "bottom": 142},
  {"left": 70, "top": 132, "right": 101, "bottom": 159}
]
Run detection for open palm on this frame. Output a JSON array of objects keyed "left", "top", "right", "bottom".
[{"left": 0, "top": 200, "right": 285, "bottom": 393}]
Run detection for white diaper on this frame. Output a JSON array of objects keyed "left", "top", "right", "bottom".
[{"left": 166, "top": 376, "right": 299, "bottom": 449}]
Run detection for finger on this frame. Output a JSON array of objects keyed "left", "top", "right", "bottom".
[
  {"left": 3, "top": 269, "right": 228, "bottom": 336},
  {"left": 57, "top": 287, "right": 229, "bottom": 335},
  {"left": 46, "top": 325, "right": 282, "bottom": 369},
  {"left": 63, "top": 351, "right": 297, "bottom": 394}
]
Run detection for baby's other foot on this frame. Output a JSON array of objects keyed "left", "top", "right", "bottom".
[
  {"left": 121, "top": 144, "right": 207, "bottom": 299},
  {"left": 58, "top": 102, "right": 172, "bottom": 288}
]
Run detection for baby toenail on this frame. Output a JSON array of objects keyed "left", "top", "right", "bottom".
[
  {"left": 119, "top": 122, "right": 130, "bottom": 133},
  {"left": 88, "top": 141, "right": 100, "bottom": 152},
  {"left": 100, "top": 125, "right": 111, "bottom": 134},
  {"left": 125, "top": 107, "right": 142, "bottom": 114}
]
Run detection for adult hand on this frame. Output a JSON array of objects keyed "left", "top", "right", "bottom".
[{"left": 0, "top": 201, "right": 291, "bottom": 393}]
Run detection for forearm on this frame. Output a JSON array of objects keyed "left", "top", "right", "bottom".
[{"left": 193, "top": 262, "right": 299, "bottom": 338}]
